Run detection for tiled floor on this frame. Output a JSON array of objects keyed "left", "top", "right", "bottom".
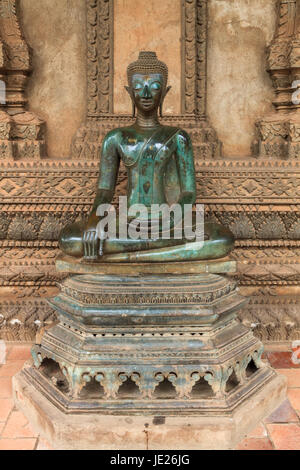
[{"left": 0, "top": 343, "right": 299, "bottom": 450}]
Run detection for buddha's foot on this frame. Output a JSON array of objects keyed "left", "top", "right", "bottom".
[
  {"left": 100, "top": 228, "right": 234, "bottom": 263},
  {"left": 59, "top": 222, "right": 234, "bottom": 263}
]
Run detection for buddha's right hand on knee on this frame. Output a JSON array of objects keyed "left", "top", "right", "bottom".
[{"left": 83, "top": 230, "right": 99, "bottom": 261}]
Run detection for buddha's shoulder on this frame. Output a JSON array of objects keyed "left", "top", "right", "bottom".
[
  {"left": 157, "top": 125, "right": 190, "bottom": 137},
  {"left": 176, "top": 127, "right": 191, "bottom": 136},
  {"left": 102, "top": 126, "right": 138, "bottom": 143},
  {"left": 102, "top": 128, "right": 124, "bottom": 143},
  {"left": 171, "top": 126, "right": 192, "bottom": 144},
  {"left": 102, "top": 126, "right": 192, "bottom": 142}
]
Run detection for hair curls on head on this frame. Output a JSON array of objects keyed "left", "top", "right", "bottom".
[{"left": 127, "top": 51, "right": 168, "bottom": 89}]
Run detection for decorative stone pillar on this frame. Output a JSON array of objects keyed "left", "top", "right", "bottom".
[
  {"left": 253, "top": 0, "right": 300, "bottom": 159},
  {"left": 71, "top": 0, "right": 222, "bottom": 161},
  {"left": 0, "top": 0, "right": 46, "bottom": 159}
]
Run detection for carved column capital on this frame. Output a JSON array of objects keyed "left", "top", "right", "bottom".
[
  {"left": 0, "top": 0, "right": 46, "bottom": 159},
  {"left": 254, "top": 0, "right": 300, "bottom": 159}
]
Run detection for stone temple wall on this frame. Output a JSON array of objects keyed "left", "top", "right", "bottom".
[
  {"left": 0, "top": 0, "right": 299, "bottom": 343},
  {"left": 19, "top": 0, "right": 277, "bottom": 159}
]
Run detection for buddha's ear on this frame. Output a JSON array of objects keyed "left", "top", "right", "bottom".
[
  {"left": 125, "top": 86, "right": 136, "bottom": 118},
  {"left": 125, "top": 86, "right": 132, "bottom": 97},
  {"left": 164, "top": 86, "right": 171, "bottom": 98},
  {"left": 160, "top": 86, "right": 171, "bottom": 118}
]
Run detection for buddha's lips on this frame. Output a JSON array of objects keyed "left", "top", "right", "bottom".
[{"left": 140, "top": 100, "right": 153, "bottom": 106}]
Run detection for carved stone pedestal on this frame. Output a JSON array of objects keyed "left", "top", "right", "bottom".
[{"left": 13, "top": 259, "right": 287, "bottom": 450}]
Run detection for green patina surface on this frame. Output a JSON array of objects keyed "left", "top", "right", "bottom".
[{"left": 59, "top": 52, "right": 234, "bottom": 262}]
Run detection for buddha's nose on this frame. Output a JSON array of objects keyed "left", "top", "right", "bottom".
[{"left": 141, "top": 84, "right": 151, "bottom": 99}]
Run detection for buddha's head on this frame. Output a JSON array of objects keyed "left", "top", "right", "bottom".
[{"left": 126, "top": 51, "right": 171, "bottom": 117}]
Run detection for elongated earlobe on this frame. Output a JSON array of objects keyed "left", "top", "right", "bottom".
[
  {"left": 159, "top": 86, "right": 171, "bottom": 118},
  {"left": 125, "top": 86, "right": 135, "bottom": 118},
  {"left": 159, "top": 102, "right": 163, "bottom": 118}
]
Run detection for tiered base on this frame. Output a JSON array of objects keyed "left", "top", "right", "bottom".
[
  {"left": 13, "top": 370, "right": 286, "bottom": 450},
  {"left": 13, "top": 260, "right": 287, "bottom": 449}
]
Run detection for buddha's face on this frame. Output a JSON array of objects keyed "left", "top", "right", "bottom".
[{"left": 131, "top": 73, "right": 164, "bottom": 113}]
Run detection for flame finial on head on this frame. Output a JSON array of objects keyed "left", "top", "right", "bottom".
[{"left": 127, "top": 51, "right": 168, "bottom": 89}]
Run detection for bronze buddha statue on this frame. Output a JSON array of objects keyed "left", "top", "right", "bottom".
[{"left": 59, "top": 52, "right": 234, "bottom": 262}]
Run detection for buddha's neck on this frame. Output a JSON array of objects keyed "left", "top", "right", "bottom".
[{"left": 135, "top": 110, "right": 160, "bottom": 129}]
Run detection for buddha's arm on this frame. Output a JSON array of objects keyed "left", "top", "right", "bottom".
[
  {"left": 175, "top": 131, "right": 197, "bottom": 208},
  {"left": 85, "top": 132, "right": 120, "bottom": 231},
  {"left": 83, "top": 132, "right": 120, "bottom": 259}
]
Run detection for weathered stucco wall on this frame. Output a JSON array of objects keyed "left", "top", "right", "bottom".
[
  {"left": 114, "top": 0, "right": 181, "bottom": 115},
  {"left": 207, "top": 0, "right": 277, "bottom": 157},
  {"left": 18, "top": 0, "right": 277, "bottom": 158},
  {"left": 20, "top": 0, "right": 87, "bottom": 159}
]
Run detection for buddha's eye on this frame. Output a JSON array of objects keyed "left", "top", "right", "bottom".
[
  {"left": 151, "top": 82, "right": 161, "bottom": 90},
  {"left": 134, "top": 83, "right": 143, "bottom": 91}
]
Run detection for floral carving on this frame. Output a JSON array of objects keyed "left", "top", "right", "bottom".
[
  {"left": 0, "top": 214, "right": 10, "bottom": 239},
  {"left": 39, "top": 216, "right": 64, "bottom": 241},
  {"left": 257, "top": 216, "right": 287, "bottom": 240},
  {"left": 229, "top": 216, "right": 256, "bottom": 240},
  {"left": 7, "top": 216, "right": 38, "bottom": 241},
  {"left": 288, "top": 220, "right": 300, "bottom": 239}
]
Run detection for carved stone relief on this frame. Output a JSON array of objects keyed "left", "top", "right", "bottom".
[
  {"left": 0, "top": 0, "right": 299, "bottom": 343},
  {"left": 0, "top": 157, "right": 299, "bottom": 343},
  {"left": 0, "top": 0, "right": 46, "bottom": 159},
  {"left": 254, "top": 0, "right": 300, "bottom": 159}
]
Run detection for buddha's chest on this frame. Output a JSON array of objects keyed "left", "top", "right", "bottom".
[{"left": 119, "top": 137, "right": 176, "bottom": 169}]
